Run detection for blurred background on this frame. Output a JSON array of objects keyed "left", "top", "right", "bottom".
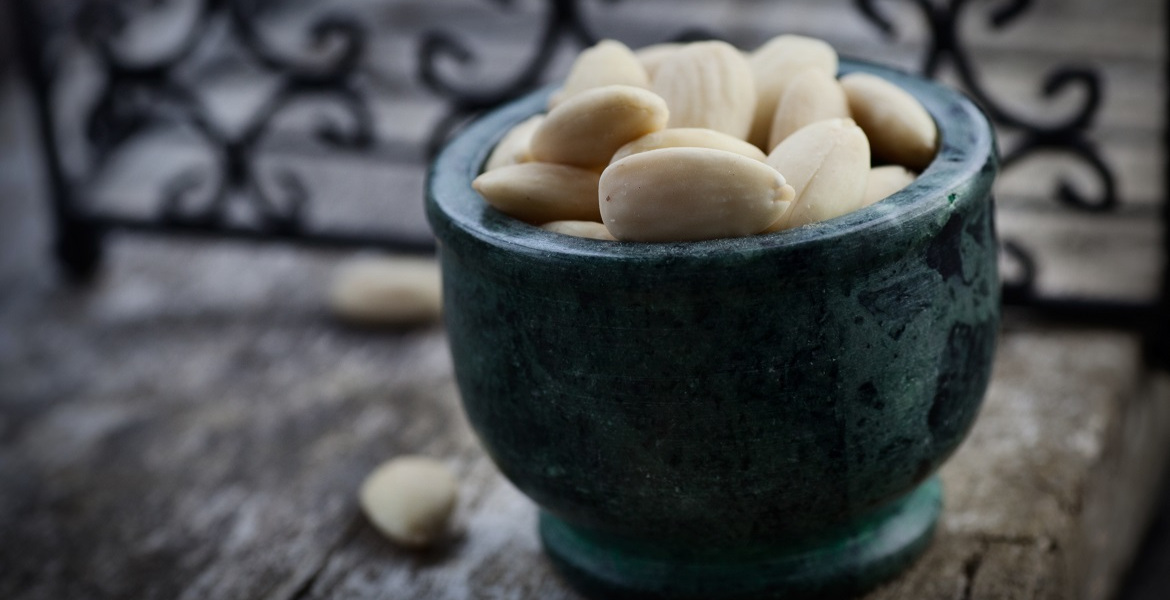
[{"left": 0, "top": 0, "right": 1167, "bottom": 598}]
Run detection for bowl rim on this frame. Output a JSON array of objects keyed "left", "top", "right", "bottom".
[{"left": 426, "top": 58, "right": 997, "bottom": 271}]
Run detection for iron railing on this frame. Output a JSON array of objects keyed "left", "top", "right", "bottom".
[{"left": 13, "top": 0, "right": 1167, "bottom": 363}]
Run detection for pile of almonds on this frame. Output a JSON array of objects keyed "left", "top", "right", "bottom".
[{"left": 472, "top": 35, "right": 938, "bottom": 243}]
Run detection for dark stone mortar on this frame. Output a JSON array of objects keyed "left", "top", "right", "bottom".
[{"left": 427, "top": 60, "right": 999, "bottom": 599}]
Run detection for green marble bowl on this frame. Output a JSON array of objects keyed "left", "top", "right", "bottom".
[{"left": 426, "top": 61, "right": 998, "bottom": 599}]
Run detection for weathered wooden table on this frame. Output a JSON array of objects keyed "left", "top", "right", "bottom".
[{"left": 0, "top": 233, "right": 1167, "bottom": 600}]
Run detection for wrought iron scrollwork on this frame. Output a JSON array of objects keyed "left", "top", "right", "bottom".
[
  {"left": 418, "top": 0, "right": 716, "bottom": 155},
  {"left": 855, "top": 0, "right": 1115, "bottom": 211},
  {"left": 18, "top": 0, "right": 1165, "bottom": 360},
  {"left": 855, "top": 0, "right": 1119, "bottom": 303},
  {"left": 77, "top": 0, "right": 375, "bottom": 233},
  {"left": 418, "top": 0, "right": 609, "bottom": 154}
]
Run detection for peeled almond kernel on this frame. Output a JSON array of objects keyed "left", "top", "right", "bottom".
[
  {"left": 329, "top": 256, "right": 442, "bottom": 327},
  {"left": 485, "top": 115, "right": 544, "bottom": 171},
  {"left": 634, "top": 43, "right": 682, "bottom": 81},
  {"left": 360, "top": 456, "right": 458, "bottom": 548},
  {"left": 767, "top": 69, "right": 850, "bottom": 151},
  {"left": 530, "top": 85, "right": 669, "bottom": 170},
  {"left": 651, "top": 41, "right": 756, "bottom": 139},
  {"left": 473, "top": 162, "right": 602, "bottom": 224},
  {"left": 840, "top": 72, "right": 938, "bottom": 170},
  {"left": 862, "top": 165, "right": 917, "bottom": 207},
  {"left": 548, "top": 40, "right": 649, "bottom": 109},
  {"left": 610, "top": 128, "right": 767, "bottom": 164},
  {"left": 541, "top": 220, "right": 617, "bottom": 241},
  {"left": 600, "top": 147, "right": 795, "bottom": 242},
  {"left": 748, "top": 35, "right": 839, "bottom": 150},
  {"left": 765, "top": 118, "right": 870, "bottom": 231}
]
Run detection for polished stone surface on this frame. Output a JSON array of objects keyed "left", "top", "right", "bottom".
[{"left": 426, "top": 62, "right": 999, "bottom": 598}]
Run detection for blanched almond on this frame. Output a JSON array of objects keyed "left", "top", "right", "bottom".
[
  {"left": 329, "top": 256, "right": 442, "bottom": 327},
  {"left": 540, "top": 220, "right": 617, "bottom": 241},
  {"left": 748, "top": 35, "right": 838, "bottom": 150},
  {"left": 764, "top": 118, "right": 870, "bottom": 230},
  {"left": 610, "top": 128, "right": 767, "bottom": 164},
  {"left": 651, "top": 41, "right": 756, "bottom": 139},
  {"left": 840, "top": 72, "right": 938, "bottom": 170},
  {"left": 600, "top": 147, "right": 794, "bottom": 242},
  {"left": 360, "top": 456, "right": 458, "bottom": 548},
  {"left": 634, "top": 43, "right": 682, "bottom": 81},
  {"left": 485, "top": 115, "right": 543, "bottom": 171},
  {"left": 472, "top": 162, "right": 601, "bottom": 224},
  {"left": 530, "top": 85, "right": 669, "bottom": 170},
  {"left": 862, "top": 165, "right": 917, "bottom": 207},
  {"left": 548, "top": 40, "right": 649, "bottom": 109},
  {"left": 767, "top": 69, "right": 850, "bottom": 151}
]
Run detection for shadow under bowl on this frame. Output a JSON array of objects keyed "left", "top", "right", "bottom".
[{"left": 426, "top": 60, "right": 1000, "bottom": 599}]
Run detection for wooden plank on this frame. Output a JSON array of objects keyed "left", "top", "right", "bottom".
[
  {"left": 996, "top": 206, "right": 1161, "bottom": 302},
  {"left": 2, "top": 238, "right": 1165, "bottom": 600},
  {"left": 77, "top": 0, "right": 1166, "bottom": 218},
  {"left": 85, "top": 133, "right": 1164, "bottom": 305},
  {"left": 365, "top": 0, "right": 1164, "bottom": 62},
  {"left": 868, "top": 331, "right": 1170, "bottom": 600}
]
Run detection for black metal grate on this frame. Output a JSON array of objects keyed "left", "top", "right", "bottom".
[{"left": 12, "top": 0, "right": 1168, "bottom": 364}]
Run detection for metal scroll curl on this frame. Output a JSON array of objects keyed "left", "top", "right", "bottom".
[
  {"left": 80, "top": 0, "right": 374, "bottom": 233},
  {"left": 417, "top": 0, "right": 610, "bottom": 156},
  {"left": 854, "top": 0, "right": 1119, "bottom": 300},
  {"left": 417, "top": 0, "right": 716, "bottom": 156}
]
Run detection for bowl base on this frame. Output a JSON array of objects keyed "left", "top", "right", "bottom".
[{"left": 539, "top": 477, "right": 942, "bottom": 600}]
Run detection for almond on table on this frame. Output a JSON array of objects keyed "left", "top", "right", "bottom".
[
  {"left": 329, "top": 256, "right": 442, "bottom": 327},
  {"left": 360, "top": 456, "right": 459, "bottom": 548}
]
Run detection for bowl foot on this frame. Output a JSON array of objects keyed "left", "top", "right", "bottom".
[{"left": 539, "top": 477, "right": 942, "bottom": 600}]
